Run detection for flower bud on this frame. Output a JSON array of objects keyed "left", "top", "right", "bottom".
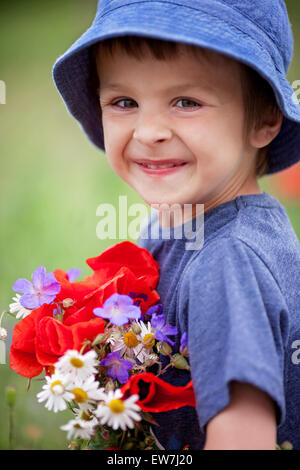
[
  {"left": 159, "top": 341, "right": 172, "bottom": 355},
  {"left": 171, "top": 353, "right": 190, "bottom": 371},
  {"left": 62, "top": 298, "right": 75, "bottom": 308},
  {"left": 5, "top": 386, "right": 16, "bottom": 407},
  {"left": 105, "top": 381, "right": 115, "bottom": 392},
  {"left": 179, "top": 346, "right": 189, "bottom": 357},
  {"left": 92, "top": 333, "right": 105, "bottom": 346},
  {"left": 280, "top": 441, "right": 293, "bottom": 450},
  {"left": 131, "top": 323, "right": 141, "bottom": 335},
  {"left": 110, "top": 329, "right": 122, "bottom": 341},
  {"left": 0, "top": 327, "right": 7, "bottom": 340}
]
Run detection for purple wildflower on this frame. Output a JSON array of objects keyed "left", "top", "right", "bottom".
[
  {"left": 151, "top": 313, "right": 178, "bottom": 346},
  {"left": 145, "top": 304, "right": 163, "bottom": 317},
  {"left": 66, "top": 268, "right": 82, "bottom": 282},
  {"left": 141, "top": 303, "right": 162, "bottom": 323},
  {"left": 179, "top": 332, "right": 188, "bottom": 355},
  {"left": 93, "top": 293, "right": 141, "bottom": 326},
  {"left": 99, "top": 351, "right": 133, "bottom": 384},
  {"left": 13, "top": 266, "right": 61, "bottom": 310}
]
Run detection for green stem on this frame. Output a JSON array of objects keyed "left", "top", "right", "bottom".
[
  {"left": 0, "top": 311, "right": 6, "bottom": 327},
  {"left": 119, "top": 430, "right": 126, "bottom": 449},
  {"left": 9, "top": 406, "right": 14, "bottom": 450},
  {"left": 158, "top": 362, "right": 173, "bottom": 376}
]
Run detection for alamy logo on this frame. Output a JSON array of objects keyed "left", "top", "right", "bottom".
[
  {"left": 0, "top": 80, "right": 6, "bottom": 104},
  {"left": 292, "top": 80, "right": 300, "bottom": 106},
  {"left": 291, "top": 339, "right": 300, "bottom": 365},
  {"left": 95, "top": 196, "right": 204, "bottom": 251}
]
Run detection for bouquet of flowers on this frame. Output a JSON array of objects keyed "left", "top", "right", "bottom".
[{"left": 5, "top": 241, "right": 195, "bottom": 450}]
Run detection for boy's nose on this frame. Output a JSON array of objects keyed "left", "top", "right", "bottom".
[{"left": 133, "top": 114, "right": 172, "bottom": 145}]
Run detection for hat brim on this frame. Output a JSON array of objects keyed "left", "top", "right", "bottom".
[{"left": 53, "top": 1, "right": 300, "bottom": 174}]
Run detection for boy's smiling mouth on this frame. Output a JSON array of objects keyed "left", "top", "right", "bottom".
[
  {"left": 135, "top": 158, "right": 187, "bottom": 166},
  {"left": 134, "top": 159, "right": 188, "bottom": 176}
]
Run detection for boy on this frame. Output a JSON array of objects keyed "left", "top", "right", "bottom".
[{"left": 53, "top": 0, "right": 300, "bottom": 450}]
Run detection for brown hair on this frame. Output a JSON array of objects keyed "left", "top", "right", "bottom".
[{"left": 92, "top": 36, "right": 282, "bottom": 178}]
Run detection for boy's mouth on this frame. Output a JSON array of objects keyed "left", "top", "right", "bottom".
[
  {"left": 135, "top": 158, "right": 187, "bottom": 168},
  {"left": 135, "top": 160, "right": 188, "bottom": 176}
]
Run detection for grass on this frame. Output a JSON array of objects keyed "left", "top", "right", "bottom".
[{"left": 0, "top": 0, "right": 299, "bottom": 450}]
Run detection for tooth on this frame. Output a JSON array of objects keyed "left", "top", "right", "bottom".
[{"left": 143, "top": 163, "right": 178, "bottom": 168}]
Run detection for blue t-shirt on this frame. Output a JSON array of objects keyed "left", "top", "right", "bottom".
[{"left": 138, "top": 191, "right": 300, "bottom": 450}]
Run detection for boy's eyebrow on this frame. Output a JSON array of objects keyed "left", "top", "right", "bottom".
[{"left": 99, "top": 82, "right": 217, "bottom": 94}]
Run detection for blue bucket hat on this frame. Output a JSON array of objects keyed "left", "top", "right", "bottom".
[{"left": 52, "top": 0, "right": 300, "bottom": 175}]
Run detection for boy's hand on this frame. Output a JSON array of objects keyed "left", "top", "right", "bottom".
[{"left": 203, "top": 381, "right": 277, "bottom": 450}]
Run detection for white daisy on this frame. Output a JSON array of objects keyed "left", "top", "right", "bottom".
[
  {"left": 68, "top": 375, "right": 106, "bottom": 411},
  {"left": 110, "top": 323, "right": 156, "bottom": 364},
  {"left": 54, "top": 349, "right": 99, "bottom": 381},
  {"left": 9, "top": 294, "right": 32, "bottom": 319},
  {"left": 60, "top": 418, "right": 97, "bottom": 440},
  {"left": 138, "top": 320, "right": 156, "bottom": 349},
  {"left": 95, "top": 389, "right": 142, "bottom": 431},
  {"left": 73, "top": 405, "right": 98, "bottom": 424},
  {"left": 110, "top": 327, "right": 140, "bottom": 356},
  {"left": 36, "top": 373, "right": 74, "bottom": 413}
]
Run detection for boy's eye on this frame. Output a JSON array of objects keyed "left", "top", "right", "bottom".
[
  {"left": 110, "top": 98, "right": 201, "bottom": 109},
  {"left": 111, "top": 98, "right": 137, "bottom": 108},
  {"left": 176, "top": 98, "right": 200, "bottom": 108}
]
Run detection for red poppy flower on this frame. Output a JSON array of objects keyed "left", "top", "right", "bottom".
[
  {"left": 121, "top": 372, "right": 196, "bottom": 412},
  {"left": 9, "top": 303, "right": 105, "bottom": 377},
  {"left": 86, "top": 241, "right": 159, "bottom": 288},
  {"left": 10, "top": 242, "right": 160, "bottom": 378}
]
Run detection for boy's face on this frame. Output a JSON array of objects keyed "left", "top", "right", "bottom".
[{"left": 97, "top": 44, "right": 261, "bottom": 216}]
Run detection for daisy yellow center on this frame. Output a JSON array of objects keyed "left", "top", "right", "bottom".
[
  {"left": 72, "top": 387, "right": 88, "bottom": 403},
  {"left": 50, "top": 380, "right": 64, "bottom": 395},
  {"left": 109, "top": 399, "right": 125, "bottom": 414},
  {"left": 143, "top": 333, "right": 155, "bottom": 349},
  {"left": 70, "top": 357, "right": 84, "bottom": 368},
  {"left": 123, "top": 331, "right": 139, "bottom": 348},
  {"left": 81, "top": 411, "right": 93, "bottom": 421}
]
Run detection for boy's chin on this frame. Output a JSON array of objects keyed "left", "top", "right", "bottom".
[{"left": 144, "top": 199, "right": 183, "bottom": 210}]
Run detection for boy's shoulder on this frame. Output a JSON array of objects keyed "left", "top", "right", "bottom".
[
  {"left": 179, "top": 194, "right": 299, "bottom": 323},
  {"left": 139, "top": 192, "right": 299, "bottom": 265},
  {"left": 189, "top": 193, "right": 298, "bottom": 281}
]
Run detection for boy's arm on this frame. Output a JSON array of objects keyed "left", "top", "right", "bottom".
[{"left": 203, "top": 381, "right": 277, "bottom": 450}]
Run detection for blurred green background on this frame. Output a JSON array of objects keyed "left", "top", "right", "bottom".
[{"left": 0, "top": 0, "right": 299, "bottom": 450}]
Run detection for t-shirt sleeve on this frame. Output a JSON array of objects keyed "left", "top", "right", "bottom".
[{"left": 179, "top": 236, "right": 289, "bottom": 432}]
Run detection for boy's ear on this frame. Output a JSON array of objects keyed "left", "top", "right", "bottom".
[{"left": 249, "top": 110, "right": 283, "bottom": 149}]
